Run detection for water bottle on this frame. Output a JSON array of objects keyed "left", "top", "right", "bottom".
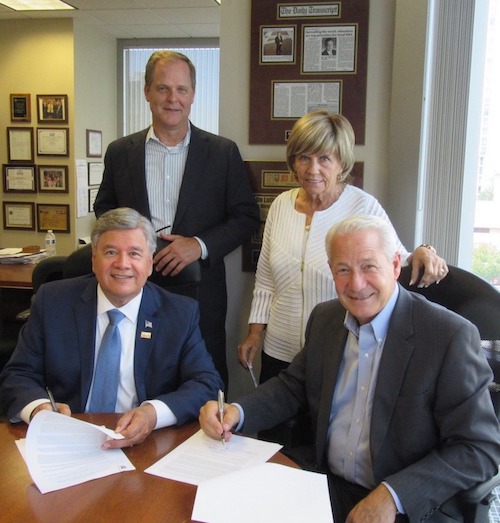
[{"left": 44, "top": 230, "right": 56, "bottom": 257}]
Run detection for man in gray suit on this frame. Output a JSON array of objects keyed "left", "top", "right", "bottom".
[
  {"left": 94, "top": 51, "right": 260, "bottom": 388},
  {"left": 200, "top": 215, "right": 500, "bottom": 522}
]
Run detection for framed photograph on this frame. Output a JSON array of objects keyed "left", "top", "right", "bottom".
[
  {"left": 260, "top": 26, "right": 296, "bottom": 64},
  {"left": 37, "top": 203, "right": 70, "bottom": 233},
  {"left": 37, "top": 128, "right": 69, "bottom": 157},
  {"left": 10, "top": 93, "right": 31, "bottom": 122},
  {"left": 2, "top": 164, "right": 36, "bottom": 193},
  {"left": 3, "top": 201, "right": 36, "bottom": 230},
  {"left": 86, "top": 129, "right": 102, "bottom": 158},
  {"left": 88, "top": 162, "right": 104, "bottom": 186},
  {"left": 36, "top": 94, "right": 68, "bottom": 124},
  {"left": 37, "top": 165, "right": 69, "bottom": 193},
  {"left": 7, "top": 127, "right": 34, "bottom": 163},
  {"left": 88, "top": 187, "right": 99, "bottom": 213}
]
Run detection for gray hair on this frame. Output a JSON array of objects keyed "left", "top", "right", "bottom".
[
  {"left": 286, "top": 111, "right": 355, "bottom": 183},
  {"left": 145, "top": 50, "right": 196, "bottom": 90},
  {"left": 91, "top": 208, "right": 157, "bottom": 255},
  {"left": 325, "top": 215, "right": 399, "bottom": 263}
]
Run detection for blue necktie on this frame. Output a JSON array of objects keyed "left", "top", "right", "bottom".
[{"left": 89, "top": 309, "right": 125, "bottom": 413}]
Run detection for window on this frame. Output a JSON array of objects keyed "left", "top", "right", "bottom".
[
  {"left": 473, "top": 0, "right": 500, "bottom": 288},
  {"left": 119, "top": 40, "right": 220, "bottom": 136}
]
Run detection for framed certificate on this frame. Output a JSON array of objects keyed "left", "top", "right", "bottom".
[
  {"left": 86, "top": 129, "right": 102, "bottom": 158},
  {"left": 88, "top": 162, "right": 104, "bottom": 186},
  {"left": 3, "top": 164, "right": 36, "bottom": 193},
  {"left": 37, "top": 128, "right": 69, "bottom": 157},
  {"left": 3, "top": 201, "right": 36, "bottom": 230},
  {"left": 37, "top": 203, "right": 70, "bottom": 233},
  {"left": 7, "top": 127, "right": 34, "bottom": 163}
]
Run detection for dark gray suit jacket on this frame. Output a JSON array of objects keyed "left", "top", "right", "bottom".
[
  {"left": 0, "top": 275, "right": 223, "bottom": 425},
  {"left": 93, "top": 125, "right": 260, "bottom": 381},
  {"left": 238, "top": 286, "right": 500, "bottom": 522}
]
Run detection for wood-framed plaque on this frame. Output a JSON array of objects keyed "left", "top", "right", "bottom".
[
  {"left": 37, "top": 203, "right": 70, "bottom": 233},
  {"left": 3, "top": 201, "right": 36, "bottom": 230},
  {"left": 7, "top": 127, "right": 34, "bottom": 163},
  {"left": 2, "top": 164, "right": 36, "bottom": 193},
  {"left": 10, "top": 93, "right": 31, "bottom": 122},
  {"left": 37, "top": 128, "right": 69, "bottom": 157}
]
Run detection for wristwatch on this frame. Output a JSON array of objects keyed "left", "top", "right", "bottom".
[{"left": 420, "top": 243, "right": 437, "bottom": 254}]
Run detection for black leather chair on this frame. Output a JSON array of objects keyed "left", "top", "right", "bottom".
[{"left": 398, "top": 264, "right": 500, "bottom": 523}]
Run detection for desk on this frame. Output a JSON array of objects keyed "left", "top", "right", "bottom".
[
  {"left": 0, "top": 414, "right": 299, "bottom": 523},
  {"left": 0, "top": 264, "right": 35, "bottom": 289}
]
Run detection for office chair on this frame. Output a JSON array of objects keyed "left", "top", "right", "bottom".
[{"left": 398, "top": 264, "right": 500, "bottom": 523}]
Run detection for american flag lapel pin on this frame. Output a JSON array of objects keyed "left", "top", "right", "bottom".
[{"left": 141, "top": 319, "right": 153, "bottom": 339}]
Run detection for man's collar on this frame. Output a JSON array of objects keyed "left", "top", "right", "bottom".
[
  {"left": 97, "top": 284, "right": 143, "bottom": 323},
  {"left": 146, "top": 122, "right": 191, "bottom": 147}
]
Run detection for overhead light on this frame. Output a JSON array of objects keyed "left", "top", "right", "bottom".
[
  {"left": 0, "top": 0, "right": 75, "bottom": 10},
  {"left": 214, "top": 0, "right": 221, "bottom": 5}
]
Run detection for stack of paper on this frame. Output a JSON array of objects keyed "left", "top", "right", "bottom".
[{"left": 0, "top": 248, "right": 47, "bottom": 264}]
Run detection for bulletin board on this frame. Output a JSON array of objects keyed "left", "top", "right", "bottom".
[{"left": 249, "top": 0, "right": 369, "bottom": 144}]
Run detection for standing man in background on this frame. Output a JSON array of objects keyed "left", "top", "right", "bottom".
[{"left": 94, "top": 51, "right": 260, "bottom": 388}]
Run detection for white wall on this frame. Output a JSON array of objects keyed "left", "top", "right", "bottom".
[
  {"left": 219, "top": 0, "right": 401, "bottom": 399},
  {"left": 73, "top": 21, "right": 117, "bottom": 245}
]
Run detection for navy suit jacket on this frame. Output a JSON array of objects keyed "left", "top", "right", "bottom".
[
  {"left": 238, "top": 286, "right": 500, "bottom": 522},
  {"left": 93, "top": 125, "right": 260, "bottom": 381},
  {"left": 0, "top": 275, "right": 223, "bottom": 425}
]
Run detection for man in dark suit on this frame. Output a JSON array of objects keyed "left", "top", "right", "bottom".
[
  {"left": 0, "top": 208, "right": 223, "bottom": 449},
  {"left": 200, "top": 215, "right": 500, "bottom": 522},
  {"left": 94, "top": 51, "right": 260, "bottom": 388}
]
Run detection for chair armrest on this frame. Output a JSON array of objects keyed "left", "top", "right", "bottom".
[{"left": 15, "top": 309, "right": 31, "bottom": 322}]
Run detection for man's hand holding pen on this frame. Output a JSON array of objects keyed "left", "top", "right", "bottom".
[{"left": 199, "top": 400, "right": 241, "bottom": 443}]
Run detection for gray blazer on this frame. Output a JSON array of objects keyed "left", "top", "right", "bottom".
[{"left": 238, "top": 285, "right": 500, "bottom": 521}]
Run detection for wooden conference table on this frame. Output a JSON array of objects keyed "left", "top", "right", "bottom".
[{"left": 0, "top": 413, "right": 299, "bottom": 523}]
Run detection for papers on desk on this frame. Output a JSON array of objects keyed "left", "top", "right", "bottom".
[
  {"left": 145, "top": 429, "right": 282, "bottom": 485},
  {"left": 0, "top": 248, "right": 47, "bottom": 264},
  {"left": 19, "top": 411, "right": 135, "bottom": 494},
  {"left": 192, "top": 462, "right": 334, "bottom": 523}
]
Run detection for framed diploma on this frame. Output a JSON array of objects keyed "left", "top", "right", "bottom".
[
  {"left": 3, "top": 164, "right": 36, "bottom": 193},
  {"left": 3, "top": 201, "right": 36, "bottom": 230},
  {"left": 7, "top": 127, "right": 34, "bottom": 163},
  {"left": 37, "top": 128, "right": 69, "bottom": 157},
  {"left": 86, "top": 129, "right": 102, "bottom": 158},
  {"left": 88, "top": 162, "right": 104, "bottom": 186},
  {"left": 88, "top": 187, "right": 99, "bottom": 213},
  {"left": 37, "top": 165, "right": 69, "bottom": 193},
  {"left": 10, "top": 93, "right": 31, "bottom": 122},
  {"left": 37, "top": 203, "right": 70, "bottom": 233}
]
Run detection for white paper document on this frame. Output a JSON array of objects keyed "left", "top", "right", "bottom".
[
  {"left": 192, "top": 462, "right": 334, "bottom": 523},
  {"left": 23, "top": 411, "right": 135, "bottom": 494},
  {"left": 145, "top": 429, "right": 282, "bottom": 486}
]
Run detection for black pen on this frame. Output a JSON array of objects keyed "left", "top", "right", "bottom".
[
  {"left": 155, "top": 225, "right": 172, "bottom": 233},
  {"left": 46, "top": 387, "right": 60, "bottom": 413}
]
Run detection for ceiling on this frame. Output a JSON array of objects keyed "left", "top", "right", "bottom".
[{"left": 0, "top": 0, "right": 221, "bottom": 39}]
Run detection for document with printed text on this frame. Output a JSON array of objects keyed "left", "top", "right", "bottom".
[
  {"left": 19, "top": 410, "right": 135, "bottom": 494},
  {"left": 145, "top": 429, "right": 282, "bottom": 485}
]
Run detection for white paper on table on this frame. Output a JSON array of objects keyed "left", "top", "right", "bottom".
[
  {"left": 145, "top": 429, "right": 282, "bottom": 486},
  {"left": 192, "top": 462, "right": 334, "bottom": 523},
  {"left": 24, "top": 411, "right": 135, "bottom": 494}
]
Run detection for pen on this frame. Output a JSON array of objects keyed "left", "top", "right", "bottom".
[
  {"left": 218, "top": 389, "right": 225, "bottom": 446},
  {"left": 155, "top": 225, "right": 171, "bottom": 233},
  {"left": 247, "top": 361, "right": 259, "bottom": 388},
  {"left": 46, "top": 387, "right": 60, "bottom": 413}
]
